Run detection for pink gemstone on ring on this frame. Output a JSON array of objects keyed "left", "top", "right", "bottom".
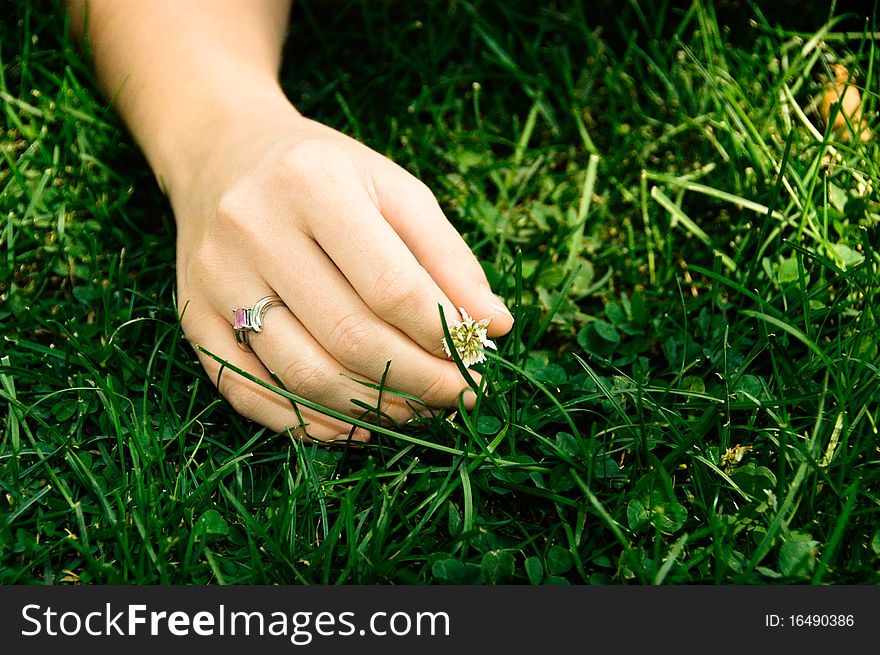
[{"left": 233, "top": 307, "right": 249, "bottom": 330}]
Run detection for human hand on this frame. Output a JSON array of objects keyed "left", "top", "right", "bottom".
[{"left": 171, "top": 106, "right": 514, "bottom": 443}]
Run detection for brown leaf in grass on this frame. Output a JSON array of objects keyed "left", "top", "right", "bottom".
[{"left": 821, "top": 64, "right": 872, "bottom": 143}]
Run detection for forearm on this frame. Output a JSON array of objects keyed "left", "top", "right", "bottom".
[{"left": 67, "top": 0, "right": 296, "bottom": 196}]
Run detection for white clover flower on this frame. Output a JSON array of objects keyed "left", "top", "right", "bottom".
[{"left": 442, "top": 307, "right": 496, "bottom": 367}]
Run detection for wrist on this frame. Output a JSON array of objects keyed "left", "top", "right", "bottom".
[{"left": 146, "top": 77, "right": 299, "bottom": 200}]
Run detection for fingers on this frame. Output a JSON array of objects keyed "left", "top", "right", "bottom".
[
  {"left": 183, "top": 303, "right": 371, "bottom": 443},
  {"left": 184, "top": 282, "right": 473, "bottom": 441},
  {"left": 371, "top": 160, "right": 515, "bottom": 338},
  {"left": 254, "top": 235, "right": 481, "bottom": 409},
  {"left": 290, "top": 148, "right": 463, "bottom": 357},
  {"left": 246, "top": 304, "right": 432, "bottom": 425}
]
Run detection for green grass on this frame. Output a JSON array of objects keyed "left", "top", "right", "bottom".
[{"left": 2, "top": 0, "right": 879, "bottom": 584}]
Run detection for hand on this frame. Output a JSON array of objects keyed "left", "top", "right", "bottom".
[{"left": 171, "top": 105, "right": 514, "bottom": 442}]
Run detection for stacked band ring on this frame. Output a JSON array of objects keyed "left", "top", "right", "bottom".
[{"left": 232, "top": 294, "right": 284, "bottom": 351}]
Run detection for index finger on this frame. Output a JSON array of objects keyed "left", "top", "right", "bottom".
[
  {"left": 293, "top": 157, "right": 463, "bottom": 356},
  {"left": 372, "top": 161, "right": 515, "bottom": 338}
]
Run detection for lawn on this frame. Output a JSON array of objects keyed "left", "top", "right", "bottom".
[{"left": 2, "top": 0, "right": 879, "bottom": 584}]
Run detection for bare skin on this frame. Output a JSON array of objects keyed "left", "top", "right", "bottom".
[{"left": 67, "top": 0, "right": 513, "bottom": 443}]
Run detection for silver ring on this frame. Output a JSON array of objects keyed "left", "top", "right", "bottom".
[{"left": 232, "top": 294, "right": 284, "bottom": 351}]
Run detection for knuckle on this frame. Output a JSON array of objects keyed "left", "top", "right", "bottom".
[
  {"left": 281, "top": 139, "right": 351, "bottom": 185},
  {"left": 280, "top": 143, "right": 317, "bottom": 182},
  {"left": 220, "top": 379, "right": 262, "bottom": 419},
  {"left": 213, "top": 187, "right": 270, "bottom": 250},
  {"left": 214, "top": 186, "right": 252, "bottom": 232},
  {"left": 328, "top": 312, "right": 375, "bottom": 366},
  {"left": 425, "top": 243, "right": 481, "bottom": 276},
  {"left": 371, "top": 266, "right": 423, "bottom": 318},
  {"left": 410, "top": 178, "right": 440, "bottom": 207},
  {"left": 445, "top": 244, "right": 482, "bottom": 272},
  {"left": 416, "top": 368, "right": 460, "bottom": 406},
  {"left": 281, "top": 358, "right": 331, "bottom": 402}
]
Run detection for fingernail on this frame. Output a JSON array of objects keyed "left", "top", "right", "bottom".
[
  {"left": 334, "top": 428, "right": 370, "bottom": 443},
  {"left": 480, "top": 284, "right": 513, "bottom": 320},
  {"left": 462, "top": 389, "right": 478, "bottom": 408}
]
